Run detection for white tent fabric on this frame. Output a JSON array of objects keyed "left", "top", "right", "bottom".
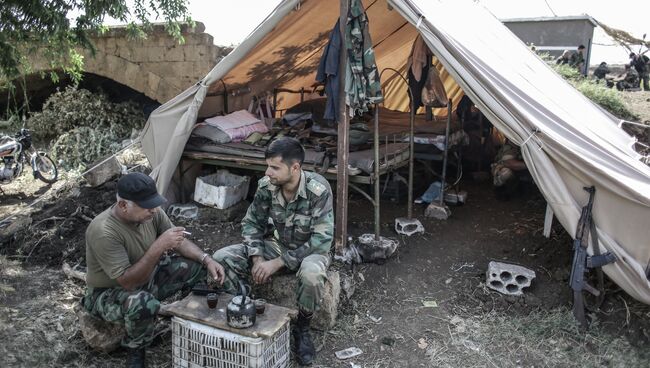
[{"left": 141, "top": 0, "right": 650, "bottom": 303}]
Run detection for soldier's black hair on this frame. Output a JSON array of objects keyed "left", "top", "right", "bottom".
[
  {"left": 578, "top": 45, "right": 585, "bottom": 50},
  {"left": 265, "top": 137, "right": 305, "bottom": 166}
]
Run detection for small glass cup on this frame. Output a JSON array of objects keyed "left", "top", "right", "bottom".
[
  {"left": 206, "top": 293, "right": 218, "bottom": 309},
  {"left": 254, "top": 299, "right": 266, "bottom": 315}
]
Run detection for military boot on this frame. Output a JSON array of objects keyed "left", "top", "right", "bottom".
[
  {"left": 126, "top": 348, "right": 146, "bottom": 368},
  {"left": 294, "top": 310, "right": 315, "bottom": 366}
]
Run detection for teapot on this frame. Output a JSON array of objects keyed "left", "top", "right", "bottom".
[{"left": 226, "top": 280, "right": 256, "bottom": 328}]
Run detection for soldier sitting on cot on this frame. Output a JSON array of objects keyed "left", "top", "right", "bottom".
[
  {"left": 83, "top": 172, "right": 225, "bottom": 368},
  {"left": 212, "top": 137, "right": 334, "bottom": 366}
]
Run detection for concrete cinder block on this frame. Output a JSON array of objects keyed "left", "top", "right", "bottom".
[
  {"left": 253, "top": 270, "right": 340, "bottom": 330},
  {"left": 167, "top": 203, "right": 199, "bottom": 220},
  {"left": 394, "top": 217, "right": 424, "bottom": 236},
  {"left": 486, "top": 261, "right": 536, "bottom": 296},
  {"left": 424, "top": 202, "right": 451, "bottom": 220},
  {"left": 356, "top": 234, "right": 399, "bottom": 262}
]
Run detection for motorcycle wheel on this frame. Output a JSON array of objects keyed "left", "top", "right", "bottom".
[{"left": 32, "top": 153, "right": 58, "bottom": 184}]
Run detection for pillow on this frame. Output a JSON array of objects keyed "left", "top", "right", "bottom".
[
  {"left": 191, "top": 124, "right": 231, "bottom": 144},
  {"left": 204, "top": 110, "right": 261, "bottom": 131}
]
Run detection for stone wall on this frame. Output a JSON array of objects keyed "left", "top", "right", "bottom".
[{"left": 29, "top": 22, "right": 229, "bottom": 103}]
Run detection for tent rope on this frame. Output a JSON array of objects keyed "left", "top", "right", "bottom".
[
  {"left": 416, "top": 15, "right": 425, "bottom": 28},
  {"left": 521, "top": 128, "right": 543, "bottom": 151}
]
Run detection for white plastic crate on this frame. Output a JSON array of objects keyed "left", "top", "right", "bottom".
[
  {"left": 193, "top": 170, "right": 250, "bottom": 209},
  {"left": 172, "top": 317, "right": 290, "bottom": 368}
]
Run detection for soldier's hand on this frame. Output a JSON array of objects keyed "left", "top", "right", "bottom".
[
  {"left": 205, "top": 258, "right": 225, "bottom": 285},
  {"left": 157, "top": 227, "right": 186, "bottom": 251},
  {"left": 252, "top": 258, "right": 284, "bottom": 284}
]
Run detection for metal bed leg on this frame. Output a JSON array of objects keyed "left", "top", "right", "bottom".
[
  {"left": 408, "top": 103, "right": 415, "bottom": 219},
  {"left": 424, "top": 102, "right": 451, "bottom": 220},
  {"left": 439, "top": 103, "right": 451, "bottom": 207}
]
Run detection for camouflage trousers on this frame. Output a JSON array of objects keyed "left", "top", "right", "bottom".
[
  {"left": 213, "top": 241, "right": 330, "bottom": 313},
  {"left": 83, "top": 254, "right": 206, "bottom": 349}
]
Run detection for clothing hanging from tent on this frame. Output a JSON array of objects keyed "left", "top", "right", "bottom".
[
  {"left": 316, "top": 0, "right": 383, "bottom": 122},
  {"left": 345, "top": 0, "right": 383, "bottom": 115},
  {"left": 316, "top": 20, "right": 341, "bottom": 122}
]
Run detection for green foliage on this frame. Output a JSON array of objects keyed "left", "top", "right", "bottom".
[
  {"left": 544, "top": 56, "right": 634, "bottom": 120},
  {"left": 51, "top": 127, "right": 123, "bottom": 171},
  {"left": 27, "top": 86, "right": 145, "bottom": 141},
  {"left": 553, "top": 62, "right": 582, "bottom": 81},
  {"left": 26, "top": 86, "right": 145, "bottom": 170},
  {"left": 0, "top": 0, "right": 192, "bottom": 82},
  {"left": 574, "top": 79, "right": 636, "bottom": 120}
]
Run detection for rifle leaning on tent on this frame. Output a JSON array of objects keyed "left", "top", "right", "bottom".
[{"left": 569, "top": 186, "right": 617, "bottom": 329}]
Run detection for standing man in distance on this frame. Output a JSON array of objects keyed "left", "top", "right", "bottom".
[
  {"left": 213, "top": 137, "right": 334, "bottom": 366},
  {"left": 84, "top": 172, "right": 225, "bottom": 368},
  {"left": 629, "top": 52, "right": 650, "bottom": 91}
]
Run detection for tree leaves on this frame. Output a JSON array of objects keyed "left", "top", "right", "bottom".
[{"left": 0, "top": 0, "right": 192, "bottom": 82}]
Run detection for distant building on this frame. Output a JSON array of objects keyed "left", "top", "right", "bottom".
[{"left": 502, "top": 15, "right": 597, "bottom": 75}]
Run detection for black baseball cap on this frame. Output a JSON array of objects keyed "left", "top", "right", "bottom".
[{"left": 117, "top": 172, "right": 166, "bottom": 209}]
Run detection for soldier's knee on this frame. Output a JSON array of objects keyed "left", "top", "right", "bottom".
[
  {"left": 298, "top": 263, "right": 324, "bottom": 288},
  {"left": 212, "top": 246, "right": 243, "bottom": 264},
  {"left": 123, "top": 291, "right": 160, "bottom": 320},
  {"left": 212, "top": 248, "right": 228, "bottom": 263}
]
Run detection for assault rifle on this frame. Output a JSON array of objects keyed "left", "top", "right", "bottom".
[{"left": 569, "top": 186, "right": 617, "bottom": 328}]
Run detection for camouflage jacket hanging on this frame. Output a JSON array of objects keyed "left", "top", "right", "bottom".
[{"left": 345, "top": 0, "right": 383, "bottom": 115}]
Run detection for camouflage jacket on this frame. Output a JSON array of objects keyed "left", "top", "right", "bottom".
[
  {"left": 241, "top": 171, "right": 334, "bottom": 271},
  {"left": 346, "top": 0, "right": 383, "bottom": 115}
]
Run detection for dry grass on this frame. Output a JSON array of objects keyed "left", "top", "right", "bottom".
[{"left": 424, "top": 308, "right": 646, "bottom": 368}]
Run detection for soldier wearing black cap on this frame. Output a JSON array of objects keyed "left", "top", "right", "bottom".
[{"left": 82, "top": 172, "right": 225, "bottom": 368}]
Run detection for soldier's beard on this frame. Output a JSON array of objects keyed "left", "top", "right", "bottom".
[{"left": 269, "top": 176, "right": 290, "bottom": 186}]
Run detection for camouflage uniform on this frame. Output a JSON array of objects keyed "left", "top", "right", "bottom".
[
  {"left": 213, "top": 171, "right": 334, "bottom": 312},
  {"left": 83, "top": 254, "right": 206, "bottom": 348},
  {"left": 346, "top": 0, "right": 384, "bottom": 115}
]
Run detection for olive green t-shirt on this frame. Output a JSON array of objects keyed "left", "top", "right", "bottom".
[{"left": 85, "top": 205, "right": 173, "bottom": 288}]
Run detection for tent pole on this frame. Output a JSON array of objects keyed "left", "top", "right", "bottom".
[
  {"left": 374, "top": 105, "right": 380, "bottom": 240},
  {"left": 408, "top": 102, "right": 414, "bottom": 219},
  {"left": 335, "top": 0, "right": 350, "bottom": 253}
]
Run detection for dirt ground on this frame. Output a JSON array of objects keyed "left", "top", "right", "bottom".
[
  {"left": 1, "top": 90, "right": 649, "bottom": 367},
  {"left": 2, "top": 171, "right": 650, "bottom": 367}
]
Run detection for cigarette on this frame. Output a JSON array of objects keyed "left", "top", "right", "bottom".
[{"left": 182, "top": 231, "right": 191, "bottom": 235}]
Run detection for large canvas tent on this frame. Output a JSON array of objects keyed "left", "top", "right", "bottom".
[{"left": 141, "top": 0, "right": 650, "bottom": 303}]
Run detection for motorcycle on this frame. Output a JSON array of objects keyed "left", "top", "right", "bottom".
[{"left": 0, "top": 128, "right": 58, "bottom": 189}]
